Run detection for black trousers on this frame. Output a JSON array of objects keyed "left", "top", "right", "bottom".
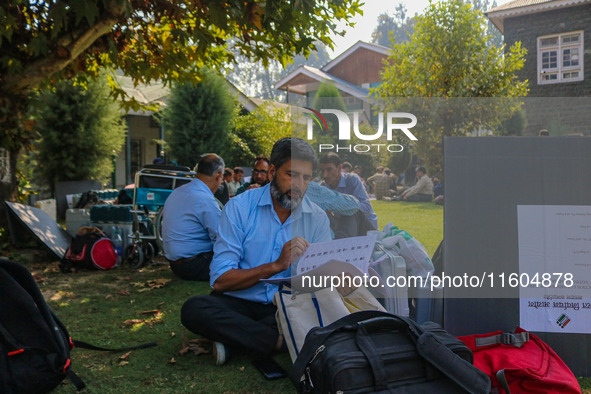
[
  {"left": 328, "top": 210, "right": 377, "bottom": 239},
  {"left": 169, "top": 251, "right": 213, "bottom": 281},
  {"left": 180, "top": 292, "right": 279, "bottom": 356}
]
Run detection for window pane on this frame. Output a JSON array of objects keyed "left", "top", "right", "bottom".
[
  {"left": 541, "top": 37, "right": 558, "bottom": 46},
  {"left": 563, "top": 71, "right": 579, "bottom": 79},
  {"left": 563, "top": 48, "right": 580, "bottom": 67},
  {"left": 542, "top": 50, "right": 558, "bottom": 69},
  {"left": 542, "top": 73, "right": 558, "bottom": 81},
  {"left": 562, "top": 34, "right": 580, "bottom": 44}
]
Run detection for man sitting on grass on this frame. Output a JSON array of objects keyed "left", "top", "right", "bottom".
[
  {"left": 180, "top": 138, "right": 331, "bottom": 365},
  {"left": 235, "top": 155, "right": 270, "bottom": 195},
  {"left": 396, "top": 166, "right": 434, "bottom": 202},
  {"left": 161, "top": 154, "right": 224, "bottom": 281}
]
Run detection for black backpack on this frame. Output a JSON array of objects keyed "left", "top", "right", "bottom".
[
  {"left": 0, "top": 259, "right": 155, "bottom": 393},
  {"left": 74, "top": 191, "right": 100, "bottom": 209},
  {"left": 291, "top": 310, "right": 491, "bottom": 393}
]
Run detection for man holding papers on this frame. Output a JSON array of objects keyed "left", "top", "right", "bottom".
[{"left": 180, "top": 138, "right": 331, "bottom": 365}]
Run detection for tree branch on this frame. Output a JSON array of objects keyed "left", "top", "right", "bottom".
[{"left": 4, "top": 3, "right": 126, "bottom": 94}]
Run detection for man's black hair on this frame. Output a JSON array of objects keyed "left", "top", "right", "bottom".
[
  {"left": 233, "top": 166, "right": 243, "bottom": 173},
  {"left": 319, "top": 152, "right": 342, "bottom": 167},
  {"left": 223, "top": 167, "right": 233, "bottom": 177},
  {"left": 253, "top": 155, "right": 270, "bottom": 167},
  {"left": 416, "top": 166, "right": 427, "bottom": 174},
  {"left": 197, "top": 154, "right": 225, "bottom": 176},
  {"left": 342, "top": 161, "right": 352, "bottom": 170},
  {"left": 270, "top": 138, "right": 317, "bottom": 171}
]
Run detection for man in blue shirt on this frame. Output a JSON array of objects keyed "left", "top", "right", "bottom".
[
  {"left": 319, "top": 153, "right": 378, "bottom": 236},
  {"left": 235, "top": 156, "right": 270, "bottom": 196},
  {"left": 181, "top": 138, "right": 331, "bottom": 365},
  {"left": 161, "top": 154, "right": 224, "bottom": 281}
]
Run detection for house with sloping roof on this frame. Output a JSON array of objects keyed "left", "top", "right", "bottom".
[
  {"left": 486, "top": 0, "right": 591, "bottom": 96},
  {"left": 114, "top": 76, "right": 261, "bottom": 188},
  {"left": 274, "top": 41, "right": 389, "bottom": 120}
]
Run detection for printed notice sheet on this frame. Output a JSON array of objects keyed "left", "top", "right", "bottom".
[
  {"left": 518, "top": 205, "right": 591, "bottom": 334},
  {"left": 261, "top": 234, "right": 377, "bottom": 286}
]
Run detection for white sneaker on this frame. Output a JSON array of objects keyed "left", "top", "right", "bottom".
[{"left": 212, "top": 342, "right": 230, "bottom": 366}]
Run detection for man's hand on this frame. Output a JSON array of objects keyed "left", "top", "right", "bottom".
[
  {"left": 247, "top": 184, "right": 261, "bottom": 190},
  {"left": 274, "top": 237, "right": 310, "bottom": 271}
]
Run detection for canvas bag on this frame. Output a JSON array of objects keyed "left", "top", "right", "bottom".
[
  {"left": 458, "top": 327, "right": 581, "bottom": 394},
  {"left": 274, "top": 283, "right": 386, "bottom": 362}
]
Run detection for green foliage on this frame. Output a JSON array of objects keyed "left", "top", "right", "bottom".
[
  {"left": 163, "top": 70, "right": 235, "bottom": 168},
  {"left": 387, "top": 148, "right": 412, "bottom": 176},
  {"left": 373, "top": 0, "right": 528, "bottom": 175},
  {"left": 230, "top": 102, "right": 292, "bottom": 166},
  {"left": 0, "top": 0, "right": 362, "bottom": 201},
  {"left": 0, "top": 0, "right": 363, "bottom": 108},
  {"left": 226, "top": 42, "right": 332, "bottom": 100},
  {"left": 32, "top": 75, "right": 126, "bottom": 192},
  {"left": 496, "top": 108, "right": 527, "bottom": 136},
  {"left": 311, "top": 82, "right": 347, "bottom": 146},
  {"left": 371, "top": 3, "right": 416, "bottom": 47},
  {"left": 469, "top": 0, "right": 504, "bottom": 48}
]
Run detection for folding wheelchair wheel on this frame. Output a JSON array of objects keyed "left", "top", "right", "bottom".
[
  {"left": 124, "top": 244, "right": 145, "bottom": 269},
  {"left": 142, "top": 242, "right": 155, "bottom": 265}
]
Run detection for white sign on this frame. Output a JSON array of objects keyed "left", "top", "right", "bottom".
[{"left": 518, "top": 205, "right": 591, "bottom": 334}]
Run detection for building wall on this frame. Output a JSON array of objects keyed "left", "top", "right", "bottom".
[{"left": 503, "top": 4, "right": 591, "bottom": 97}]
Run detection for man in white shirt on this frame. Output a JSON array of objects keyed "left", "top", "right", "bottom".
[{"left": 397, "top": 166, "right": 434, "bottom": 202}]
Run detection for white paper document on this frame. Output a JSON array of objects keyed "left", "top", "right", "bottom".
[
  {"left": 518, "top": 205, "right": 591, "bottom": 334},
  {"left": 261, "top": 234, "right": 377, "bottom": 286}
]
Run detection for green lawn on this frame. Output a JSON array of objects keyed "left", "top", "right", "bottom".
[
  {"left": 371, "top": 200, "right": 443, "bottom": 256},
  {"left": 3, "top": 201, "right": 590, "bottom": 392}
]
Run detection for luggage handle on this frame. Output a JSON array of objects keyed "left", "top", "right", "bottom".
[
  {"left": 474, "top": 332, "right": 529, "bottom": 349},
  {"left": 355, "top": 325, "right": 389, "bottom": 391},
  {"left": 356, "top": 315, "right": 415, "bottom": 334},
  {"left": 417, "top": 331, "right": 491, "bottom": 394}
]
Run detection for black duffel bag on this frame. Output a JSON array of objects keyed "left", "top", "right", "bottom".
[{"left": 290, "top": 310, "right": 491, "bottom": 393}]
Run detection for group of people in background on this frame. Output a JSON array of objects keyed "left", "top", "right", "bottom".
[
  {"left": 344, "top": 161, "right": 442, "bottom": 204},
  {"left": 214, "top": 156, "right": 271, "bottom": 205}
]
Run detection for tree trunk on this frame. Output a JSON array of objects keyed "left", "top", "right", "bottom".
[{"left": 0, "top": 148, "right": 19, "bottom": 230}]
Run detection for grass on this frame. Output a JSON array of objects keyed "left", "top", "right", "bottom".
[
  {"left": 3, "top": 201, "right": 590, "bottom": 392},
  {"left": 371, "top": 200, "right": 443, "bottom": 256}
]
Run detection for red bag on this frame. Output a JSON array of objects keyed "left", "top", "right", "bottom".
[
  {"left": 458, "top": 328, "right": 580, "bottom": 394},
  {"left": 61, "top": 227, "right": 117, "bottom": 271}
]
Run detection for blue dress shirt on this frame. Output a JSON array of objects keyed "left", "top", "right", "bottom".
[
  {"left": 324, "top": 173, "right": 378, "bottom": 228},
  {"left": 210, "top": 183, "right": 331, "bottom": 304},
  {"left": 162, "top": 178, "right": 221, "bottom": 261},
  {"left": 305, "top": 181, "right": 359, "bottom": 216}
]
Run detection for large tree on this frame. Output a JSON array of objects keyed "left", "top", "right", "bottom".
[
  {"left": 0, "top": 0, "right": 362, "bottom": 202},
  {"left": 229, "top": 102, "right": 293, "bottom": 166},
  {"left": 226, "top": 42, "right": 332, "bottom": 100},
  {"left": 373, "top": 0, "right": 527, "bottom": 175},
  {"left": 162, "top": 70, "right": 235, "bottom": 168},
  {"left": 33, "top": 75, "right": 126, "bottom": 194},
  {"left": 371, "top": 3, "right": 416, "bottom": 47}
]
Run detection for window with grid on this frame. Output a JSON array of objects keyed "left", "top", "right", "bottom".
[{"left": 537, "top": 31, "right": 584, "bottom": 84}]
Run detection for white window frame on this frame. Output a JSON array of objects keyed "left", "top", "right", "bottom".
[{"left": 537, "top": 30, "right": 584, "bottom": 85}]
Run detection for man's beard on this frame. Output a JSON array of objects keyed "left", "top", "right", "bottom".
[{"left": 270, "top": 178, "right": 303, "bottom": 209}]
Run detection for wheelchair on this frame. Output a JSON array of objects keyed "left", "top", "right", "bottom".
[{"left": 124, "top": 164, "right": 195, "bottom": 268}]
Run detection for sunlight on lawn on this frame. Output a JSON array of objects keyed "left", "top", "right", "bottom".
[{"left": 371, "top": 200, "right": 443, "bottom": 256}]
